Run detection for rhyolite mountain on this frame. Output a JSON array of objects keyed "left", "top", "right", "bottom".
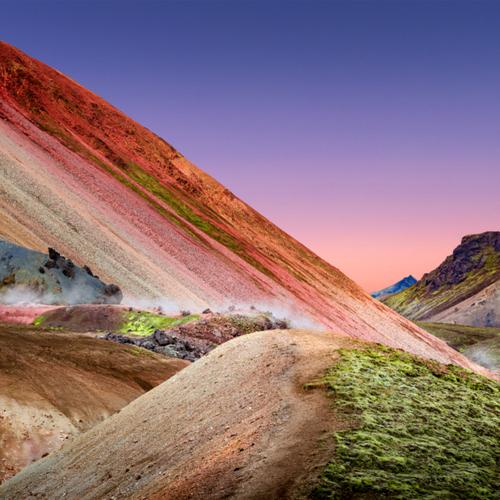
[
  {"left": 0, "top": 239, "right": 122, "bottom": 304},
  {"left": 0, "top": 40, "right": 485, "bottom": 369},
  {"left": 371, "top": 275, "right": 417, "bottom": 299},
  {"left": 384, "top": 232, "right": 500, "bottom": 326}
]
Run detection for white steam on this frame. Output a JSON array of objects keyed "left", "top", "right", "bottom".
[
  {"left": 0, "top": 286, "right": 60, "bottom": 306},
  {"left": 123, "top": 295, "right": 324, "bottom": 330}
]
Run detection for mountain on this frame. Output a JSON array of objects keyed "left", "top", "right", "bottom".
[
  {"left": 0, "top": 40, "right": 484, "bottom": 369},
  {"left": 1, "top": 330, "right": 497, "bottom": 499},
  {"left": 371, "top": 275, "right": 417, "bottom": 299},
  {"left": 383, "top": 232, "right": 500, "bottom": 326},
  {"left": 0, "top": 240, "right": 121, "bottom": 304}
]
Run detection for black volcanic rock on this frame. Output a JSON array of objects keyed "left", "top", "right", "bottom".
[
  {"left": 0, "top": 240, "right": 122, "bottom": 305},
  {"left": 105, "top": 313, "right": 289, "bottom": 361}
]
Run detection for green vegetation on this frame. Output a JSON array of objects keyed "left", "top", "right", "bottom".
[
  {"left": 121, "top": 162, "right": 277, "bottom": 280},
  {"left": 119, "top": 311, "right": 199, "bottom": 336},
  {"left": 309, "top": 346, "right": 499, "bottom": 499},
  {"left": 418, "top": 321, "right": 500, "bottom": 351},
  {"left": 32, "top": 315, "right": 46, "bottom": 327}
]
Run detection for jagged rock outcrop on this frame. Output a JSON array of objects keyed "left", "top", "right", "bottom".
[
  {"left": 0, "top": 239, "right": 122, "bottom": 305},
  {"left": 423, "top": 232, "right": 500, "bottom": 291}
]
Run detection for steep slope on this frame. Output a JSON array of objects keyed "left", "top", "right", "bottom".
[
  {"left": 371, "top": 275, "right": 417, "bottom": 299},
  {"left": 429, "top": 280, "right": 500, "bottom": 327},
  {"left": 1, "top": 330, "right": 497, "bottom": 499},
  {"left": 0, "top": 240, "right": 121, "bottom": 304},
  {"left": 0, "top": 325, "right": 187, "bottom": 482},
  {"left": 384, "top": 232, "right": 500, "bottom": 325},
  {"left": 0, "top": 40, "right": 484, "bottom": 367}
]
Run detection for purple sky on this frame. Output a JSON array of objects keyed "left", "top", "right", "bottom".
[{"left": 2, "top": 0, "right": 499, "bottom": 291}]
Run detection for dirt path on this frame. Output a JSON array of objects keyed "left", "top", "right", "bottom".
[{"left": 0, "top": 329, "right": 357, "bottom": 499}]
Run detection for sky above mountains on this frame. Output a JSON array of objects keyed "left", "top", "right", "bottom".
[{"left": 1, "top": 0, "right": 499, "bottom": 291}]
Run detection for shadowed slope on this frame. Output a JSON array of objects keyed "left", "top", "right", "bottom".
[
  {"left": 0, "top": 325, "right": 187, "bottom": 482},
  {"left": 0, "top": 41, "right": 484, "bottom": 368}
]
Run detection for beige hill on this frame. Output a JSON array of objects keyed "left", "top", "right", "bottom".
[{"left": 1, "top": 329, "right": 498, "bottom": 500}]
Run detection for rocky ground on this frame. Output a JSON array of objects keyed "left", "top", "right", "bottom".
[{"left": 104, "top": 312, "right": 289, "bottom": 360}]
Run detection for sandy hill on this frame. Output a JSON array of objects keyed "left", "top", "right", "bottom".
[
  {"left": 0, "top": 40, "right": 488, "bottom": 368},
  {"left": 1, "top": 329, "right": 497, "bottom": 499},
  {"left": 384, "top": 232, "right": 500, "bottom": 326},
  {"left": 0, "top": 324, "right": 186, "bottom": 482}
]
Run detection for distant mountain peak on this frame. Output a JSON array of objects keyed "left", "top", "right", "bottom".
[{"left": 371, "top": 275, "right": 417, "bottom": 299}]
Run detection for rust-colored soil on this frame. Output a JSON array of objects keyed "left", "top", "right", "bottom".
[
  {"left": 0, "top": 306, "right": 59, "bottom": 325},
  {"left": 0, "top": 325, "right": 187, "bottom": 483},
  {"left": 0, "top": 329, "right": 357, "bottom": 499},
  {"left": 32, "top": 304, "right": 129, "bottom": 332}
]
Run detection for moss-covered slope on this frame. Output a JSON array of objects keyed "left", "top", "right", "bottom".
[{"left": 310, "top": 346, "right": 499, "bottom": 499}]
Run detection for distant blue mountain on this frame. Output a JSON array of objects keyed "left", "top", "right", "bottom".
[{"left": 371, "top": 275, "right": 417, "bottom": 299}]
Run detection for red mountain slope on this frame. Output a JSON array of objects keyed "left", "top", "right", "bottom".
[{"left": 0, "top": 41, "right": 485, "bottom": 370}]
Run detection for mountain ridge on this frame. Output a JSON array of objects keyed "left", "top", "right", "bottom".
[{"left": 384, "top": 232, "right": 500, "bottom": 325}]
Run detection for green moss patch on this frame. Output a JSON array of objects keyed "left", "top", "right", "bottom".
[
  {"left": 32, "top": 315, "right": 46, "bottom": 327},
  {"left": 119, "top": 311, "right": 199, "bottom": 336},
  {"left": 310, "top": 346, "right": 499, "bottom": 499}
]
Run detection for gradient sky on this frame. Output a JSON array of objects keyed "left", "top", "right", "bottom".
[{"left": 1, "top": 0, "right": 499, "bottom": 291}]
